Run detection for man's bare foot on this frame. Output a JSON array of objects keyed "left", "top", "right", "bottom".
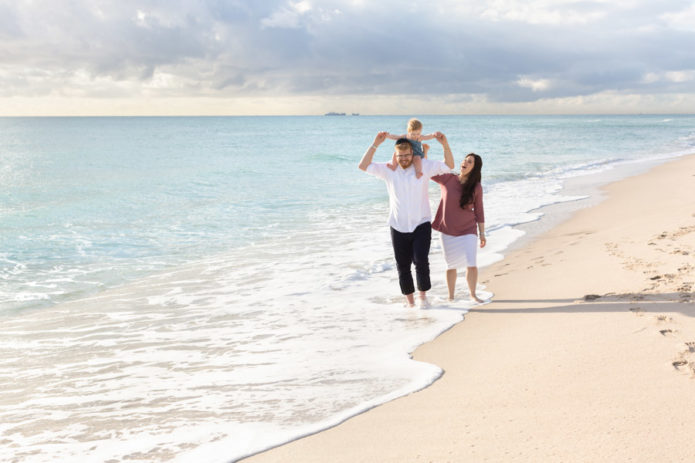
[{"left": 471, "top": 295, "right": 484, "bottom": 303}]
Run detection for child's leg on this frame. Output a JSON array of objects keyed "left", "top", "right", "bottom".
[
  {"left": 423, "top": 143, "right": 430, "bottom": 158},
  {"left": 387, "top": 151, "right": 398, "bottom": 170},
  {"left": 414, "top": 155, "right": 423, "bottom": 178}
]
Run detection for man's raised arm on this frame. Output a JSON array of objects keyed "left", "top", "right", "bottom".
[
  {"left": 435, "top": 132, "right": 455, "bottom": 169},
  {"left": 358, "top": 131, "right": 388, "bottom": 171}
]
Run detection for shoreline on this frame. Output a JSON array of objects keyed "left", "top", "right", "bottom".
[
  {"left": 508, "top": 152, "right": 681, "bottom": 251},
  {"left": 242, "top": 153, "right": 695, "bottom": 462}
]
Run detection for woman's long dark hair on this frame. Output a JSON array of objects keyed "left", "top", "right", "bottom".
[{"left": 459, "top": 153, "right": 483, "bottom": 209}]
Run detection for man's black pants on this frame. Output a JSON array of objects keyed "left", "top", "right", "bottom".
[{"left": 390, "top": 222, "right": 432, "bottom": 295}]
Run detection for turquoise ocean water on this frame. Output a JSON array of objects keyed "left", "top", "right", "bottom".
[{"left": 1, "top": 115, "right": 694, "bottom": 461}]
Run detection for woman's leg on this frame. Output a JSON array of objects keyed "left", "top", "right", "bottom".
[
  {"left": 446, "top": 269, "right": 457, "bottom": 300},
  {"left": 466, "top": 266, "right": 483, "bottom": 302}
]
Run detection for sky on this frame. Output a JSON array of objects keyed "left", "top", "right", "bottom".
[{"left": 1, "top": 0, "right": 695, "bottom": 115}]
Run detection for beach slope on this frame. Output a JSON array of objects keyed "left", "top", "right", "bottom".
[{"left": 243, "top": 154, "right": 695, "bottom": 462}]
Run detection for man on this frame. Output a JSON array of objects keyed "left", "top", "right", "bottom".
[{"left": 359, "top": 131, "right": 454, "bottom": 308}]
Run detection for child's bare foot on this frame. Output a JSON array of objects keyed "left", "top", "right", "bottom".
[
  {"left": 416, "top": 171, "right": 424, "bottom": 179},
  {"left": 387, "top": 162, "right": 397, "bottom": 171}
]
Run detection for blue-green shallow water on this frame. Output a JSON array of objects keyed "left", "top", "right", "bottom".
[
  {"left": 0, "top": 115, "right": 694, "bottom": 462},
  {"left": 2, "top": 115, "right": 693, "bottom": 313}
]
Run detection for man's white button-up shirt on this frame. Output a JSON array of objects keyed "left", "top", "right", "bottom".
[{"left": 366, "top": 159, "right": 451, "bottom": 233}]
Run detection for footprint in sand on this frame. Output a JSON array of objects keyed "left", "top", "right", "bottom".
[
  {"left": 686, "top": 342, "right": 695, "bottom": 353},
  {"left": 659, "top": 329, "right": 675, "bottom": 336},
  {"left": 629, "top": 307, "right": 644, "bottom": 316},
  {"left": 672, "top": 359, "right": 688, "bottom": 369}
]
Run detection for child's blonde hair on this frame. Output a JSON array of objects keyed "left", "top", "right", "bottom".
[{"left": 407, "top": 118, "right": 423, "bottom": 133}]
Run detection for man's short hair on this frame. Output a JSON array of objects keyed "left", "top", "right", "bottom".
[{"left": 395, "top": 137, "right": 412, "bottom": 152}]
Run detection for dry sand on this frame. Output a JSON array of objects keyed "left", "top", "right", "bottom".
[{"left": 243, "top": 154, "right": 695, "bottom": 462}]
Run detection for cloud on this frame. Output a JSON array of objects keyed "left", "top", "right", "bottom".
[
  {"left": 477, "top": 0, "right": 608, "bottom": 25},
  {"left": 517, "top": 77, "right": 552, "bottom": 92},
  {"left": 660, "top": 3, "right": 695, "bottom": 31},
  {"left": 1, "top": 0, "right": 695, "bottom": 113},
  {"left": 261, "top": 1, "right": 313, "bottom": 29}
]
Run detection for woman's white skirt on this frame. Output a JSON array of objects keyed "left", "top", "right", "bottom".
[{"left": 440, "top": 232, "right": 478, "bottom": 269}]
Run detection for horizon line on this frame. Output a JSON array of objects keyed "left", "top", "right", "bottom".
[{"left": 2, "top": 112, "right": 695, "bottom": 118}]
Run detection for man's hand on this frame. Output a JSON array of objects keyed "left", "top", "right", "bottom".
[
  {"left": 435, "top": 132, "right": 454, "bottom": 169},
  {"left": 434, "top": 131, "right": 448, "bottom": 144},
  {"left": 374, "top": 131, "right": 388, "bottom": 147},
  {"left": 359, "top": 132, "right": 389, "bottom": 171}
]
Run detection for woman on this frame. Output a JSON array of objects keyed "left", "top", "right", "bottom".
[{"left": 431, "top": 153, "right": 486, "bottom": 302}]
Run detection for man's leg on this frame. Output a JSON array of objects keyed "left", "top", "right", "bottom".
[
  {"left": 390, "top": 227, "right": 415, "bottom": 303},
  {"left": 412, "top": 222, "right": 432, "bottom": 299}
]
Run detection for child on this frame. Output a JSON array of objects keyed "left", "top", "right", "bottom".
[{"left": 386, "top": 118, "right": 436, "bottom": 179}]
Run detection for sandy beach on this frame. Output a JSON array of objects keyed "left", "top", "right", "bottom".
[{"left": 243, "top": 153, "right": 695, "bottom": 462}]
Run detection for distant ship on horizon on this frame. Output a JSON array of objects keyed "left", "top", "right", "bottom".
[{"left": 324, "top": 112, "right": 360, "bottom": 116}]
